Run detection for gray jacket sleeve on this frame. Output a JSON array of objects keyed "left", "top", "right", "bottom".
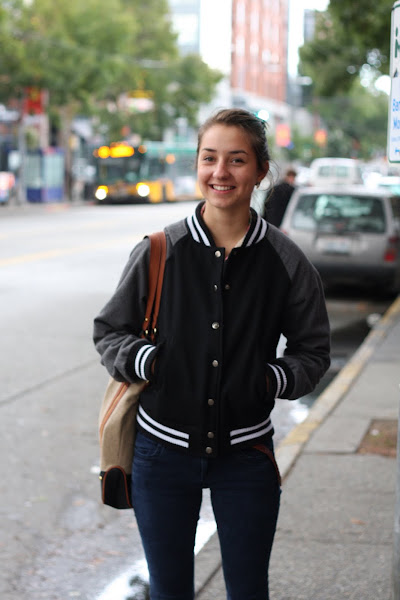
[
  {"left": 93, "top": 237, "right": 158, "bottom": 383},
  {"left": 267, "top": 228, "right": 331, "bottom": 400}
]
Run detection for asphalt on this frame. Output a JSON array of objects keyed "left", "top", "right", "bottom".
[{"left": 194, "top": 294, "right": 400, "bottom": 600}]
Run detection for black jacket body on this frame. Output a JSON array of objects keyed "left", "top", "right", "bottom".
[{"left": 94, "top": 203, "right": 330, "bottom": 457}]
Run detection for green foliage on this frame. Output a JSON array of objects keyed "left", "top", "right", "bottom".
[
  {"left": 299, "top": 0, "right": 392, "bottom": 96},
  {"left": 163, "top": 54, "right": 223, "bottom": 127},
  {"left": 329, "top": 0, "right": 391, "bottom": 67},
  {"left": 281, "top": 128, "right": 318, "bottom": 163},
  {"left": 0, "top": 1, "right": 27, "bottom": 99},
  {"left": 310, "top": 81, "right": 388, "bottom": 159},
  {"left": 299, "top": 12, "right": 363, "bottom": 96},
  {"left": 90, "top": 53, "right": 223, "bottom": 142},
  {"left": 0, "top": 0, "right": 141, "bottom": 105},
  {"left": 298, "top": 1, "right": 391, "bottom": 158},
  {"left": 0, "top": 0, "right": 222, "bottom": 141}
]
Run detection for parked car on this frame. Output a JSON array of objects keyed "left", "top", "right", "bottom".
[
  {"left": 280, "top": 186, "right": 400, "bottom": 293},
  {"left": 308, "top": 158, "right": 363, "bottom": 187},
  {"left": 376, "top": 176, "right": 400, "bottom": 196}
]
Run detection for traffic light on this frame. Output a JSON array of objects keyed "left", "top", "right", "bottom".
[{"left": 256, "top": 109, "right": 270, "bottom": 122}]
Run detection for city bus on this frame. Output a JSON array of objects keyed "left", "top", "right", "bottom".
[{"left": 92, "top": 141, "right": 202, "bottom": 204}]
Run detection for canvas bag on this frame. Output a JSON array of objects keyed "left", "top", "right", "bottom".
[{"left": 98, "top": 231, "right": 166, "bottom": 509}]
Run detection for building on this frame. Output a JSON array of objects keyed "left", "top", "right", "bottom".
[
  {"left": 168, "top": 0, "right": 202, "bottom": 56},
  {"left": 167, "top": 0, "right": 232, "bottom": 138},
  {"left": 229, "top": 0, "right": 290, "bottom": 130},
  {"left": 169, "top": 0, "right": 293, "bottom": 133}
]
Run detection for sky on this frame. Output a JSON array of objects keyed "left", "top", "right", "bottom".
[{"left": 288, "top": 0, "right": 330, "bottom": 75}]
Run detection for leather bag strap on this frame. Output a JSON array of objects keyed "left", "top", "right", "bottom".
[{"left": 142, "top": 231, "right": 166, "bottom": 342}]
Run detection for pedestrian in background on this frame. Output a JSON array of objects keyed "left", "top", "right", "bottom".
[
  {"left": 263, "top": 166, "right": 297, "bottom": 227},
  {"left": 93, "top": 109, "right": 330, "bottom": 600}
]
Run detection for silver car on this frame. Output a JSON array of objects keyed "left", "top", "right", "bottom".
[{"left": 280, "top": 186, "right": 400, "bottom": 293}]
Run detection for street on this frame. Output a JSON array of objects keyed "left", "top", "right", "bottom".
[{"left": 0, "top": 201, "right": 394, "bottom": 600}]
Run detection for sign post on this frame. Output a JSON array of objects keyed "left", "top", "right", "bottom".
[
  {"left": 393, "top": 386, "right": 400, "bottom": 600},
  {"left": 388, "top": 1, "right": 400, "bottom": 163}
]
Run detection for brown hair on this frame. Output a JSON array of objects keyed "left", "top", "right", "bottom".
[{"left": 196, "top": 108, "right": 271, "bottom": 173}]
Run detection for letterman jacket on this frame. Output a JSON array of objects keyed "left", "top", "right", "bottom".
[{"left": 93, "top": 202, "right": 331, "bottom": 457}]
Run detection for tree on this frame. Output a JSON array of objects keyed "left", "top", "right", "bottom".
[
  {"left": 329, "top": 0, "right": 391, "bottom": 70},
  {"left": 297, "top": 1, "right": 391, "bottom": 159},
  {"left": 312, "top": 83, "right": 388, "bottom": 159},
  {"left": 0, "top": 0, "right": 222, "bottom": 147},
  {"left": 299, "top": 0, "right": 392, "bottom": 96},
  {"left": 0, "top": 0, "right": 143, "bottom": 107}
]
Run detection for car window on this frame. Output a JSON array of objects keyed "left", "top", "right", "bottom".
[
  {"left": 317, "top": 166, "right": 332, "bottom": 177},
  {"left": 314, "top": 164, "right": 362, "bottom": 184},
  {"left": 334, "top": 166, "right": 350, "bottom": 178},
  {"left": 317, "top": 165, "right": 351, "bottom": 178},
  {"left": 291, "top": 194, "right": 386, "bottom": 233}
]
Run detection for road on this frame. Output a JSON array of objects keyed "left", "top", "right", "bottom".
[{"left": 0, "top": 201, "right": 394, "bottom": 600}]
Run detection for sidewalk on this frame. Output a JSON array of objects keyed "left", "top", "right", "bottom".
[{"left": 195, "top": 295, "right": 400, "bottom": 600}]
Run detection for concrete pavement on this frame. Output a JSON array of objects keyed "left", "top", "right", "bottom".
[{"left": 195, "top": 294, "right": 400, "bottom": 600}]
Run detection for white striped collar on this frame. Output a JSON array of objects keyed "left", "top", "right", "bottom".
[{"left": 186, "top": 202, "right": 268, "bottom": 248}]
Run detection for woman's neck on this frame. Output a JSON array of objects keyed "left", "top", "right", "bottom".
[{"left": 202, "top": 203, "right": 250, "bottom": 254}]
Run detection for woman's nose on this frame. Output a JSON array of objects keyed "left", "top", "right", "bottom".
[{"left": 213, "top": 160, "right": 229, "bottom": 178}]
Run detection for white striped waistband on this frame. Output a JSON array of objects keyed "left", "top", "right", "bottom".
[
  {"left": 137, "top": 405, "right": 190, "bottom": 448},
  {"left": 230, "top": 417, "right": 273, "bottom": 446}
]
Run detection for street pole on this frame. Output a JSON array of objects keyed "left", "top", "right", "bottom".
[
  {"left": 389, "top": 5, "right": 400, "bottom": 590},
  {"left": 16, "top": 111, "right": 27, "bottom": 205},
  {"left": 392, "top": 384, "right": 400, "bottom": 600}
]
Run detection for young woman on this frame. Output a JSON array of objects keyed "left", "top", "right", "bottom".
[{"left": 93, "top": 108, "right": 330, "bottom": 600}]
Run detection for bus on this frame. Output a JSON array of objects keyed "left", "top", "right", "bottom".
[{"left": 92, "top": 141, "right": 202, "bottom": 204}]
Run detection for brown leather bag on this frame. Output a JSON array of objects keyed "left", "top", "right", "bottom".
[{"left": 98, "top": 231, "right": 166, "bottom": 509}]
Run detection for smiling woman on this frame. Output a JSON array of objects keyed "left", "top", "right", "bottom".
[
  {"left": 93, "top": 107, "right": 331, "bottom": 600},
  {"left": 196, "top": 109, "right": 270, "bottom": 253},
  {"left": 197, "top": 124, "right": 268, "bottom": 239}
]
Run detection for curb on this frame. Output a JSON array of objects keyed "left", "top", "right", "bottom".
[
  {"left": 276, "top": 292, "right": 400, "bottom": 480},
  {"left": 195, "top": 293, "right": 400, "bottom": 596}
]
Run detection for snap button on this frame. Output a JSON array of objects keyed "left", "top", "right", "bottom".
[
  {"left": 212, "top": 360, "right": 219, "bottom": 367},
  {"left": 215, "top": 250, "right": 222, "bottom": 258},
  {"left": 224, "top": 284, "right": 230, "bottom": 291},
  {"left": 208, "top": 398, "right": 215, "bottom": 406},
  {"left": 214, "top": 284, "right": 218, "bottom": 291},
  {"left": 206, "top": 447, "right": 213, "bottom": 454},
  {"left": 212, "top": 322, "right": 220, "bottom": 330},
  {"left": 207, "top": 431, "right": 214, "bottom": 439}
]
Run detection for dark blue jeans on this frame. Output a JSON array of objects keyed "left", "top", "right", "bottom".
[{"left": 132, "top": 431, "right": 281, "bottom": 600}]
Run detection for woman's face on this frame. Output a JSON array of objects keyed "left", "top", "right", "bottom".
[{"left": 197, "top": 124, "right": 268, "bottom": 212}]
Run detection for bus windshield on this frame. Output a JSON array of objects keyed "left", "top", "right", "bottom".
[{"left": 96, "top": 155, "right": 143, "bottom": 185}]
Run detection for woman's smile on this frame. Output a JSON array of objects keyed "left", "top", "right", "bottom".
[
  {"left": 210, "top": 184, "right": 235, "bottom": 191},
  {"left": 197, "top": 124, "right": 267, "bottom": 212}
]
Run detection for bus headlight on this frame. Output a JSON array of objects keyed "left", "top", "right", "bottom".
[
  {"left": 137, "top": 183, "right": 150, "bottom": 197},
  {"left": 95, "top": 185, "right": 108, "bottom": 201}
]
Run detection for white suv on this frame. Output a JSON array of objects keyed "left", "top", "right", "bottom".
[{"left": 280, "top": 185, "right": 400, "bottom": 294}]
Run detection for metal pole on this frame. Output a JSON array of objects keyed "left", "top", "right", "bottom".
[
  {"left": 16, "top": 112, "right": 26, "bottom": 205},
  {"left": 392, "top": 384, "right": 400, "bottom": 600}
]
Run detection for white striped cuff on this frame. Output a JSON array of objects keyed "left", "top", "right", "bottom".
[
  {"left": 267, "top": 363, "right": 288, "bottom": 399},
  {"left": 134, "top": 344, "right": 157, "bottom": 381}
]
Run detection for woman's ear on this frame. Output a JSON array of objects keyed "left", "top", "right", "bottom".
[{"left": 258, "top": 161, "right": 269, "bottom": 183}]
